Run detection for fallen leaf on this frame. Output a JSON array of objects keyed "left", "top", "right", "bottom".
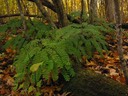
[
  {"left": 109, "top": 69, "right": 119, "bottom": 76},
  {"left": 6, "top": 76, "right": 14, "bottom": 86},
  {"left": 30, "top": 62, "right": 43, "bottom": 72}
]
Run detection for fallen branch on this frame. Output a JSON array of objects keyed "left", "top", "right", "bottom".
[{"left": 0, "top": 14, "right": 42, "bottom": 18}]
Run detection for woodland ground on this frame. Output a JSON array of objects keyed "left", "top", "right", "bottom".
[{"left": 0, "top": 26, "right": 128, "bottom": 96}]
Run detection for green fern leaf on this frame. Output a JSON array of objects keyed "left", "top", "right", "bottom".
[
  {"left": 62, "top": 69, "right": 70, "bottom": 81},
  {"left": 91, "top": 38, "right": 103, "bottom": 56}
]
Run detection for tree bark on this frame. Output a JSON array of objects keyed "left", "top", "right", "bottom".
[
  {"left": 114, "top": 0, "right": 128, "bottom": 85},
  {"left": 27, "top": 0, "right": 75, "bottom": 25},
  {"left": 80, "top": 0, "right": 85, "bottom": 21},
  {"left": 52, "top": 0, "right": 69, "bottom": 27},
  {"left": 28, "top": 0, "right": 56, "bottom": 13},
  {"left": 89, "top": 0, "right": 98, "bottom": 23},
  {"left": 105, "top": 0, "right": 115, "bottom": 22},
  {"left": 34, "top": 0, "right": 56, "bottom": 29},
  {"left": 16, "top": 0, "right": 27, "bottom": 31}
]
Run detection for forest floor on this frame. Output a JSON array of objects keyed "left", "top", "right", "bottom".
[{"left": 0, "top": 30, "right": 128, "bottom": 95}]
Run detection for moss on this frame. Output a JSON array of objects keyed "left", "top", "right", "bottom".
[{"left": 63, "top": 70, "right": 128, "bottom": 96}]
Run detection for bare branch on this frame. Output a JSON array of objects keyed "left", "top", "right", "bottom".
[
  {"left": 28, "top": 0, "right": 56, "bottom": 12},
  {"left": 0, "top": 14, "right": 42, "bottom": 18}
]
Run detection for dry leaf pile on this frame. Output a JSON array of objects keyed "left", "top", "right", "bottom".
[{"left": 83, "top": 31, "right": 128, "bottom": 84}]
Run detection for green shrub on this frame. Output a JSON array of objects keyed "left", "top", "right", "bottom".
[
  {"left": 0, "top": 19, "right": 112, "bottom": 95},
  {"left": 13, "top": 23, "right": 109, "bottom": 94},
  {"left": 0, "top": 19, "right": 52, "bottom": 50}
]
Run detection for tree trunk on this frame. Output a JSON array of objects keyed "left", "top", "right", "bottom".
[
  {"left": 105, "top": 0, "right": 115, "bottom": 22},
  {"left": 87, "top": 0, "right": 90, "bottom": 13},
  {"left": 28, "top": 0, "right": 56, "bottom": 12},
  {"left": 89, "top": 0, "right": 98, "bottom": 23},
  {"left": 34, "top": 0, "right": 56, "bottom": 29},
  {"left": 52, "top": 0, "right": 69, "bottom": 27},
  {"left": 16, "top": 0, "right": 27, "bottom": 31},
  {"left": 80, "top": 0, "right": 86, "bottom": 21},
  {"left": 27, "top": 0, "right": 75, "bottom": 24},
  {"left": 98, "top": 0, "right": 106, "bottom": 18},
  {"left": 114, "top": 0, "right": 128, "bottom": 85}
]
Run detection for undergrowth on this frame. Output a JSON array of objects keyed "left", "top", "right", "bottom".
[{"left": 0, "top": 18, "right": 114, "bottom": 95}]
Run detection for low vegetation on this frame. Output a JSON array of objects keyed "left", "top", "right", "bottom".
[{"left": 0, "top": 18, "right": 117, "bottom": 95}]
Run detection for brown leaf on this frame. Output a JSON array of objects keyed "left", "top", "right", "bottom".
[
  {"left": 2, "top": 75, "right": 14, "bottom": 86},
  {"left": 6, "top": 76, "right": 14, "bottom": 86},
  {"left": 109, "top": 68, "right": 119, "bottom": 76},
  {"left": 0, "top": 88, "right": 6, "bottom": 95}
]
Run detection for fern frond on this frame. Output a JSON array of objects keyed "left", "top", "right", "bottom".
[{"left": 12, "top": 19, "right": 111, "bottom": 91}]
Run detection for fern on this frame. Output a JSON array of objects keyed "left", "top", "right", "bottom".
[
  {"left": 14, "top": 22, "right": 108, "bottom": 85},
  {"left": 0, "top": 19, "right": 112, "bottom": 93},
  {"left": 0, "top": 24, "right": 8, "bottom": 32},
  {"left": 0, "top": 19, "right": 52, "bottom": 51}
]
